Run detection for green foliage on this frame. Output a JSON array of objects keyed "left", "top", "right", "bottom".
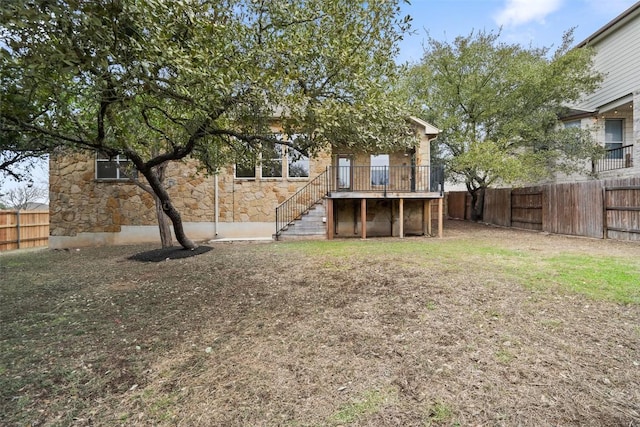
[
  {"left": 0, "top": 0, "right": 414, "bottom": 168},
  {"left": 284, "top": 239, "right": 640, "bottom": 304},
  {"left": 425, "top": 401, "right": 453, "bottom": 424},
  {"left": 0, "top": 0, "right": 414, "bottom": 247},
  {"left": 330, "top": 389, "right": 392, "bottom": 424},
  {"left": 400, "top": 30, "right": 603, "bottom": 193},
  {"left": 0, "top": 74, "right": 50, "bottom": 183}
]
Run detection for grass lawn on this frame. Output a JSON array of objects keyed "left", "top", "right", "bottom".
[{"left": 1, "top": 221, "right": 639, "bottom": 426}]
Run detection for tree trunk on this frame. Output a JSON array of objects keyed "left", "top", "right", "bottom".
[
  {"left": 469, "top": 187, "right": 485, "bottom": 221},
  {"left": 161, "top": 197, "right": 197, "bottom": 250},
  {"left": 128, "top": 161, "right": 175, "bottom": 248},
  {"left": 142, "top": 168, "right": 197, "bottom": 250},
  {"left": 154, "top": 195, "right": 173, "bottom": 248}
]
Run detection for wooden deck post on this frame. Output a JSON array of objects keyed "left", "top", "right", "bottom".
[
  {"left": 424, "top": 200, "right": 432, "bottom": 236},
  {"left": 399, "top": 198, "right": 404, "bottom": 238},
  {"left": 438, "top": 197, "right": 443, "bottom": 238},
  {"left": 326, "top": 199, "right": 334, "bottom": 240},
  {"left": 361, "top": 198, "right": 367, "bottom": 239}
]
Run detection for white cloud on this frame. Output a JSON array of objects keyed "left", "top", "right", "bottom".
[{"left": 494, "top": 0, "right": 564, "bottom": 27}]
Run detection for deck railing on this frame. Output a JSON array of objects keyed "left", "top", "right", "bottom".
[
  {"left": 275, "top": 164, "right": 445, "bottom": 237},
  {"left": 593, "top": 144, "right": 634, "bottom": 173},
  {"left": 328, "top": 165, "right": 443, "bottom": 194}
]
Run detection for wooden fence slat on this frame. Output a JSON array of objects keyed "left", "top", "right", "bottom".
[
  {"left": 511, "top": 187, "right": 542, "bottom": 230},
  {"left": 448, "top": 177, "right": 640, "bottom": 241},
  {"left": 446, "top": 192, "right": 467, "bottom": 220},
  {"left": 582, "top": 182, "right": 602, "bottom": 239},
  {"left": 483, "top": 188, "right": 511, "bottom": 227},
  {"left": 0, "top": 211, "right": 49, "bottom": 251},
  {"left": 604, "top": 177, "right": 640, "bottom": 241}
]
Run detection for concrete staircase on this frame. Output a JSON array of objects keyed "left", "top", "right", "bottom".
[{"left": 276, "top": 202, "right": 327, "bottom": 240}]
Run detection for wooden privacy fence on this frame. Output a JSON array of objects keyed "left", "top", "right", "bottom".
[
  {"left": 447, "top": 191, "right": 472, "bottom": 220},
  {"left": 447, "top": 177, "right": 640, "bottom": 241},
  {"left": 0, "top": 211, "right": 49, "bottom": 251},
  {"left": 603, "top": 177, "right": 640, "bottom": 241}
]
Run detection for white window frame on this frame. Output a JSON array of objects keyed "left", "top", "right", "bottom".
[
  {"left": 564, "top": 120, "right": 581, "bottom": 129},
  {"left": 95, "top": 153, "right": 136, "bottom": 180},
  {"left": 235, "top": 155, "right": 257, "bottom": 179},
  {"left": 605, "top": 119, "right": 624, "bottom": 159},
  {"left": 232, "top": 134, "right": 310, "bottom": 181},
  {"left": 286, "top": 148, "right": 310, "bottom": 179},
  {"left": 370, "top": 154, "right": 389, "bottom": 186},
  {"left": 261, "top": 142, "right": 284, "bottom": 179}
]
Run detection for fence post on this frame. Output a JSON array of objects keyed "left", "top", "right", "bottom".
[{"left": 16, "top": 211, "right": 21, "bottom": 249}]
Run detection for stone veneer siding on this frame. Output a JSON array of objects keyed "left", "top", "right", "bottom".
[
  {"left": 216, "top": 151, "right": 331, "bottom": 223},
  {"left": 49, "top": 150, "right": 331, "bottom": 239}
]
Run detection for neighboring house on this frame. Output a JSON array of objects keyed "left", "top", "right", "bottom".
[
  {"left": 49, "top": 117, "right": 444, "bottom": 248},
  {"left": 558, "top": 1, "right": 640, "bottom": 181},
  {"left": 22, "top": 202, "right": 49, "bottom": 211}
]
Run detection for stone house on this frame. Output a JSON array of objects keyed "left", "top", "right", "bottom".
[
  {"left": 49, "top": 117, "right": 443, "bottom": 248},
  {"left": 558, "top": 1, "right": 640, "bottom": 181}
]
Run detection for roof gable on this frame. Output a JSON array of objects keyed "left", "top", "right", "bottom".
[
  {"left": 576, "top": 1, "right": 640, "bottom": 47},
  {"left": 409, "top": 116, "right": 440, "bottom": 136}
]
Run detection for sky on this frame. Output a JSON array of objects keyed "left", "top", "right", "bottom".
[
  {"left": 2, "top": 0, "right": 638, "bottom": 203},
  {"left": 397, "top": 0, "right": 639, "bottom": 63}
]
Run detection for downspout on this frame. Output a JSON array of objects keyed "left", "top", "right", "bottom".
[{"left": 214, "top": 174, "right": 219, "bottom": 237}]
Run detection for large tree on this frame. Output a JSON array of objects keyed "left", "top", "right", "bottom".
[
  {"left": 0, "top": 0, "right": 414, "bottom": 249},
  {"left": 402, "top": 30, "right": 603, "bottom": 220},
  {"left": 0, "top": 79, "right": 50, "bottom": 186}
]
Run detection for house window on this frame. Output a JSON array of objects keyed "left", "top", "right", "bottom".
[
  {"left": 95, "top": 153, "right": 136, "bottom": 180},
  {"left": 605, "top": 119, "right": 623, "bottom": 159},
  {"left": 235, "top": 152, "right": 257, "bottom": 179},
  {"left": 564, "top": 120, "right": 581, "bottom": 129},
  {"left": 261, "top": 143, "right": 283, "bottom": 178},
  {"left": 287, "top": 148, "right": 309, "bottom": 178},
  {"left": 370, "top": 154, "right": 389, "bottom": 185},
  {"left": 234, "top": 135, "right": 310, "bottom": 180},
  {"left": 338, "top": 156, "right": 352, "bottom": 190}
]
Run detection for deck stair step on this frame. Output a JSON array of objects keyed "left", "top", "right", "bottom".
[{"left": 276, "top": 202, "right": 327, "bottom": 241}]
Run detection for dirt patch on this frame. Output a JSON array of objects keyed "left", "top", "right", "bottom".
[{"left": 1, "top": 221, "right": 639, "bottom": 426}]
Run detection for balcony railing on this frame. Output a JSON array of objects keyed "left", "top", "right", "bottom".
[
  {"left": 328, "top": 165, "right": 444, "bottom": 194},
  {"left": 275, "top": 164, "right": 445, "bottom": 237},
  {"left": 593, "top": 144, "right": 634, "bottom": 173}
]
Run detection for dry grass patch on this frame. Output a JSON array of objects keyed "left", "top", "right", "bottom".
[{"left": 1, "top": 221, "right": 640, "bottom": 426}]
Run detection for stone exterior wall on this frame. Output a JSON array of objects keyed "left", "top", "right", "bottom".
[
  {"left": 50, "top": 152, "right": 156, "bottom": 237},
  {"left": 50, "top": 149, "right": 331, "bottom": 238},
  {"left": 49, "top": 119, "right": 436, "bottom": 246},
  {"left": 217, "top": 151, "right": 331, "bottom": 223}
]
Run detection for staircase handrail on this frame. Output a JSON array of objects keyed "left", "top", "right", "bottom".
[{"left": 275, "top": 169, "right": 329, "bottom": 237}]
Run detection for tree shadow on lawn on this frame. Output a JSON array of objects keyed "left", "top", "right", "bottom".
[{"left": 128, "top": 245, "right": 213, "bottom": 262}]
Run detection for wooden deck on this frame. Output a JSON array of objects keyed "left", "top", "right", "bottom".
[{"left": 325, "top": 196, "right": 443, "bottom": 240}]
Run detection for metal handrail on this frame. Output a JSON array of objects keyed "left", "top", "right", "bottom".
[
  {"left": 275, "top": 169, "right": 329, "bottom": 238},
  {"left": 328, "top": 165, "right": 443, "bottom": 193},
  {"left": 275, "top": 164, "right": 445, "bottom": 238},
  {"left": 593, "top": 144, "right": 634, "bottom": 173}
]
